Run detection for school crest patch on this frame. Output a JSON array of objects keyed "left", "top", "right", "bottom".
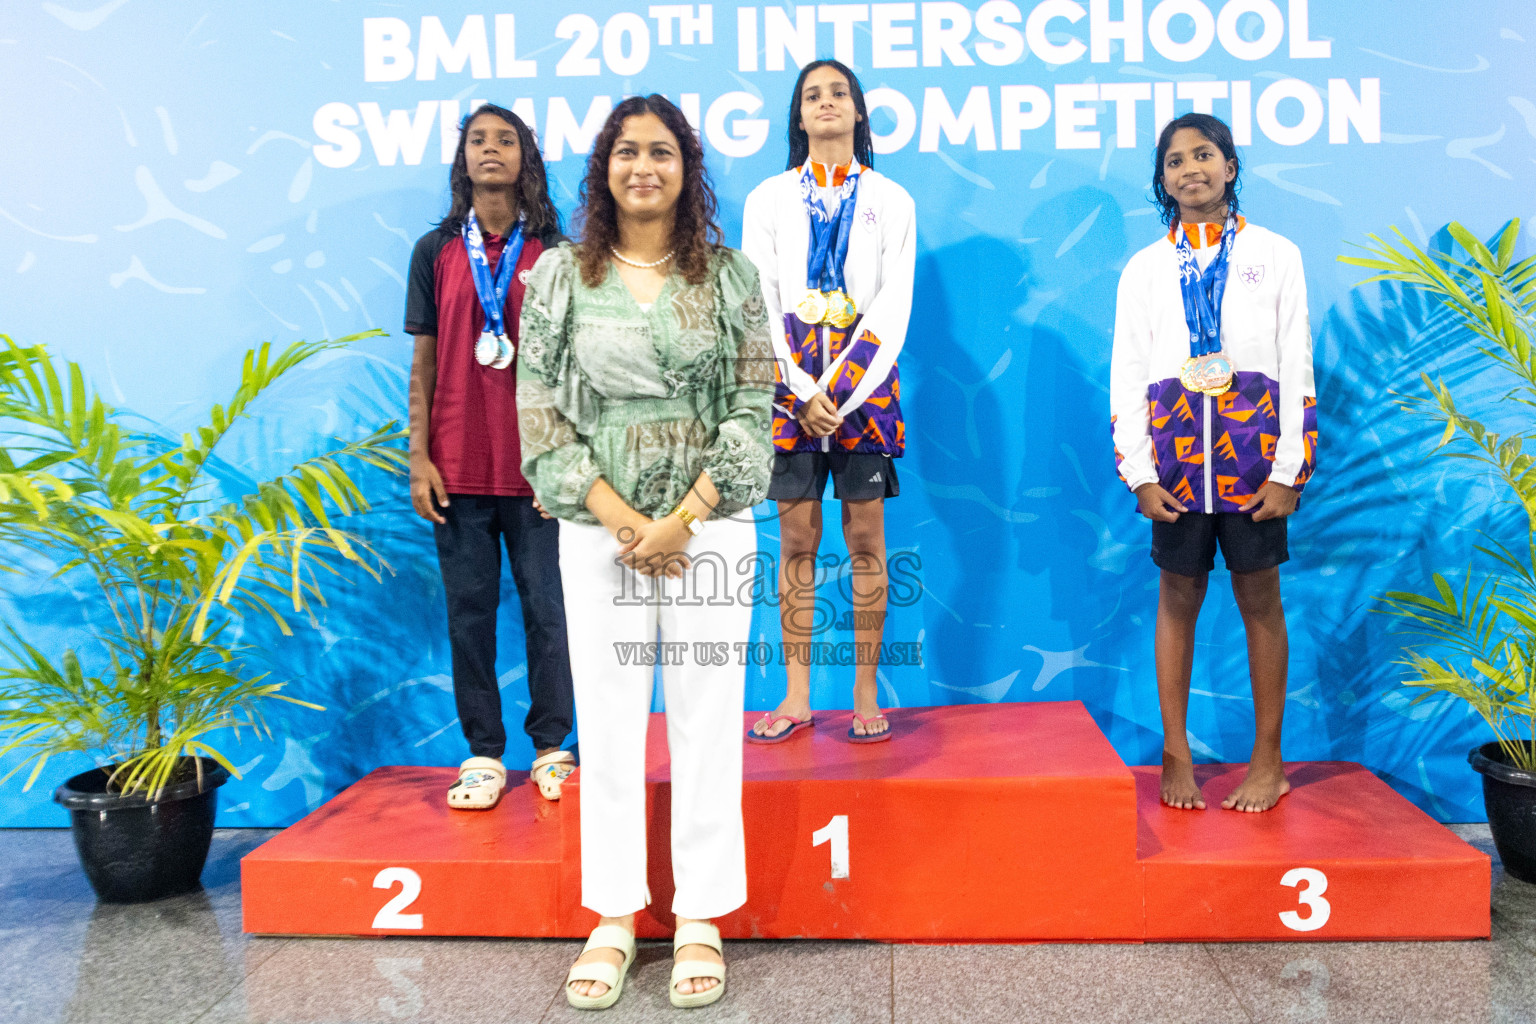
[{"left": 1237, "top": 264, "right": 1265, "bottom": 291}]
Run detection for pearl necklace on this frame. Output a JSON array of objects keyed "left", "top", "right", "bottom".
[{"left": 611, "top": 246, "right": 674, "bottom": 269}]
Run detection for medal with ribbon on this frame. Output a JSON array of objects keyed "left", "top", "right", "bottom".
[
  {"left": 1175, "top": 212, "right": 1237, "bottom": 396},
  {"left": 796, "top": 162, "right": 861, "bottom": 328},
  {"left": 462, "top": 210, "right": 525, "bottom": 370}
]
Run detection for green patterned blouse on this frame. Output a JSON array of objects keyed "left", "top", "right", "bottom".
[{"left": 516, "top": 242, "right": 776, "bottom": 525}]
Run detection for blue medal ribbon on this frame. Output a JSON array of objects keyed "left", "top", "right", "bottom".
[
  {"left": 1174, "top": 213, "right": 1238, "bottom": 359},
  {"left": 800, "top": 162, "right": 861, "bottom": 295},
  {"left": 462, "top": 209, "right": 525, "bottom": 339}
]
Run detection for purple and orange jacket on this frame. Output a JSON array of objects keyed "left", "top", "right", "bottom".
[
  {"left": 741, "top": 162, "right": 916, "bottom": 456},
  {"left": 1110, "top": 220, "right": 1318, "bottom": 514}
]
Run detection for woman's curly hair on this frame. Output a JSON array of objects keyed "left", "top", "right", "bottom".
[{"left": 574, "top": 94, "right": 723, "bottom": 288}]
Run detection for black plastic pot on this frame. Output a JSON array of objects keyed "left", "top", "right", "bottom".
[
  {"left": 53, "top": 758, "right": 229, "bottom": 903},
  {"left": 1469, "top": 742, "right": 1536, "bottom": 884}
]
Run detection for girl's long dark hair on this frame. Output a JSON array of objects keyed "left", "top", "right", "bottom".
[
  {"left": 785, "top": 59, "right": 874, "bottom": 171},
  {"left": 439, "top": 104, "right": 560, "bottom": 238},
  {"left": 1151, "top": 112, "right": 1241, "bottom": 227},
  {"left": 574, "top": 94, "right": 723, "bottom": 288}
]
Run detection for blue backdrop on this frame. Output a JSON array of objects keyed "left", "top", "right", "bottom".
[{"left": 2, "top": 1, "right": 1534, "bottom": 825}]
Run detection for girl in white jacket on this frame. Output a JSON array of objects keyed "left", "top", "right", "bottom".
[
  {"left": 740, "top": 60, "right": 916, "bottom": 744},
  {"left": 1109, "top": 113, "right": 1317, "bottom": 813}
]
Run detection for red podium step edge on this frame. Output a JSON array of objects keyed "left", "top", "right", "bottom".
[
  {"left": 1135, "top": 762, "right": 1490, "bottom": 941},
  {"left": 240, "top": 701, "right": 1489, "bottom": 942}
]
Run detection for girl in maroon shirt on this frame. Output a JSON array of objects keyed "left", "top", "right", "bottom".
[{"left": 404, "top": 103, "right": 574, "bottom": 810}]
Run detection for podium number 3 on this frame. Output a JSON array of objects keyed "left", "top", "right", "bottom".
[
  {"left": 1278, "top": 867, "right": 1330, "bottom": 932},
  {"left": 813, "top": 815, "right": 850, "bottom": 879},
  {"left": 372, "top": 867, "right": 424, "bottom": 929}
]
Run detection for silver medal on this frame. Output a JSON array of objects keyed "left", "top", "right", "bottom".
[
  {"left": 490, "top": 334, "right": 515, "bottom": 370},
  {"left": 474, "top": 331, "right": 498, "bottom": 366}
]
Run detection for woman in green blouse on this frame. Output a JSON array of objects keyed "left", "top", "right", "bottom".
[{"left": 517, "top": 94, "right": 774, "bottom": 1011}]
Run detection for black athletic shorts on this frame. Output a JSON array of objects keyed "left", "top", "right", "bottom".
[
  {"left": 1151, "top": 512, "right": 1288, "bottom": 577},
  {"left": 767, "top": 451, "right": 899, "bottom": 502}
]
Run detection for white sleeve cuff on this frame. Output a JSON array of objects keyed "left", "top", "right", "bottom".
[
  {"left": 1121, "top": 470, "right": 1157, "bottom": 494},
  {"left": 785, "top": 363, "right": 823, "bottom": 403}
]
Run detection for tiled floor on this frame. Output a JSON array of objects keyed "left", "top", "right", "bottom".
[{"left": 1, "top": 825, "right": 1533, "bottom": 1024}]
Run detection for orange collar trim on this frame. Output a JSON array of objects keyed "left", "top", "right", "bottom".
[
  {"left": 804, "top": 160, "right": 860, "bottom": 187},
  {"left": 1167, "top": 216, "right": 1246, "bottom": 248}
]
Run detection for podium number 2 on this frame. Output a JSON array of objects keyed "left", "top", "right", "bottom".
[
  {"left": 372, "top": 867, "right": 424, "bottom": 930},
  {"left": 1278, "top": 867, "right": 1330, "bottom": 932},
  {"left": 813, "top": 815, "right": 849, "bottom": 879}
]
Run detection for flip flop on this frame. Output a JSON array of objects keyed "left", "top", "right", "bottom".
[
  {"left": 670, "top": 920, "right": 726, "bottom": 1008},
  {"left": 848, "top": 712, "right": 892, "bottom": 744},
  {"left": 566, "top": 923, "right": 637, "bottom": 1010},
  {"left": 746, "top": 713, "right": 814, "bottom": 744},
  {"left": 531, "top": 750, "right": 576, "bottom": 801},
  {"left": 447, "top": 756, "right": 506, "bottom": 810}
]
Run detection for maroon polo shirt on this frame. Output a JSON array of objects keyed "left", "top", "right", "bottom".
[{"left": 404, "top": 224, "right": 552, "bottom": 496}]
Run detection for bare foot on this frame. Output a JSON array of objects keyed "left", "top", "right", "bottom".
[
  {"left": 751, "top": 697, "right": 812, "bottom": 738},
  {"left": 1222, "top": 761, "right": 1290, "bottom": 812},
  {"left": 1160, "top": 751, "right": 1206, "bottom": 810},
  {"left": 567, "top": 917, "right": 632, "bottom": 1000},
  {"left": 851, "top": 681, "right": 888, "bottom": 738}
]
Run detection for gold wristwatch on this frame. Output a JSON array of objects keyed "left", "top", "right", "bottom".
[{"left": 670, "top": 505, "right": 703, "bottom": 537}]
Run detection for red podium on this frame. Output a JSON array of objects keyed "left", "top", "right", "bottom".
[{"left": 240, "top": 702, "right": 1489, "bottom": 942}]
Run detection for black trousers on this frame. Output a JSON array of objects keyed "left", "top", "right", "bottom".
[{"left": 434, "top": 494, "right": 574, "bottom": 759}]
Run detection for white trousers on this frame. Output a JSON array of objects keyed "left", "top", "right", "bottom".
[{"left": 559, "top": 517, "right": 756, "bottom": 920}]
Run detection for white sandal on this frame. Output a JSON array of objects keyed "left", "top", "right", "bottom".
[
  {"left": 446, "top": 756, "right": 505, "bottom": 810},
  {"left": 670, "top": 920, "right": 726, "bottom": 1008},
  {"left": 531, "top": 750, "right": 576, "bottom": 801},
  {"left": 565, "top": 923, "right": 636, "bottom": 1010}
]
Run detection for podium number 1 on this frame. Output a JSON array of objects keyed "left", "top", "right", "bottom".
[
  {"left": 372, "top": 867, "right": 424, "bottom": 929},
  {"left": 1278, "top": 867, "right": 1330, "bottom": 932},
  {"left": 813, "top": 815, "right": 850, "bottom": 879}
]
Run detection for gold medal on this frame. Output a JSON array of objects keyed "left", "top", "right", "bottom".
[
  {"left": 1180, "top": 354, "right": 1233, "bottom": 396},
  {"left": 796, "top": 289, "right": 829, "bottom": 325},
  {"left": 824, "top": 290, "right": 857, "bottom": 328}
]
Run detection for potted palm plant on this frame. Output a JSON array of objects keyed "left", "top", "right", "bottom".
[
  {"left": 1341, "top": 219, "right": 1536, "bottom": 881},
  {"left": 0, "top": 333, "right": 406, "bottom": 901}
]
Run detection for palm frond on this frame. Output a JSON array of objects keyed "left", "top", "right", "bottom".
[
  {"left": 1353, "top": 219, "right": 1536, "bottom": 770},
  {"left": 0, "top": 330, "right": 398, "bottom": 797},
  {"left": 139, "top": 332, "right": 385, "bottom": 510}
]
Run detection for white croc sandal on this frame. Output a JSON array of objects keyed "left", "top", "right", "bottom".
[
  {"left": 531, "top": 750, "right": 576, "bottom": 801},
  {"left": 446, "top": 757, "right": 506, "bottom": 810},
  {"left": 669, "top": 921, "right": 726, "bottom": 1009},
  {"left": 565, "top": 923, "right": 636, "bottom": 1010}
]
